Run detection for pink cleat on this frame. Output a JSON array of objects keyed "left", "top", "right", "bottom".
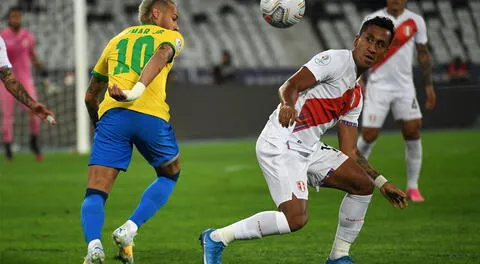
[
  {"left": 35, "top": 153, "right": 44, "bottom": 161},
  {"left": 407, "top": 188, "right": 424, "bottom": 202}
]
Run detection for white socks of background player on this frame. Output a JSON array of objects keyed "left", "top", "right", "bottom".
[
  {"left": 210, "top": 211, "right": 291, "bottom": 245},
  {"left": 329, "top": 194, "right": 372, "bottom": 260},
  {"left": 357, "top": 136, "right": 375, "bottom": 159},
  {"left": 405, "top": 139, "right": 422, "bottom": 189}
]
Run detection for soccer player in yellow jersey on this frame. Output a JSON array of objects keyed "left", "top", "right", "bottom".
[{"left": 81, "top": 1, "right": 183, "bottom": 263}]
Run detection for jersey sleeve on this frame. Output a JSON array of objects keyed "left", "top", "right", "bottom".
[
  {"left": 414, "top": 16, "right": 428, "bottom": 44},
  {"left": 161, "top": 30, "right": 184, "bottom": 61},
  {"left": 339, "top": 92, "right": 363, "bottom": 126},
  {"left": 0, "top": 37, "right": 12, "bottom": 69},
  {"left": 303, "top": 50, "right": 347, "bottom": 83},
  {"left": 91, "top": 42, "right": 110, "bottom": 82}
]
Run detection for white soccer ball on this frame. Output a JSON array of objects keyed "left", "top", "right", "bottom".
[{"left": 260, "top": 0, "right": 306, "bottom": 28}]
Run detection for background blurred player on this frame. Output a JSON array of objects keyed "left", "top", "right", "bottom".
[
  {"left": 356, "top": 0, "right": 436, "bottom": 202},
  {"left": 81, "top": 0, "right": 183, "bottom": 263},
  {"left": 0, "top": 36, "right": 55, "bottom": 133},
  {"left": 200, "top": 17, "right": 407, "bottom": 264},
  {"left": 0, "top": 7, "right": 50, "bottom": 161}
]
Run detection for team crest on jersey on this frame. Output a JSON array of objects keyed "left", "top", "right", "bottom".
[
  {"left": 297, "top": 181, "right": 307, "bottom": 192},
  {"left": 404, "top": 26, "right": 412, "bottom": 37},
  {"left": 175, "top": 38, "right": 182, "bottom": 53},
  {"left": 315, "top": 55, "right": 331, "bottom": 65}
]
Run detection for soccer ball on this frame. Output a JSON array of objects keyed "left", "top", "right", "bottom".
[{"left": 260, "top": 0, "right": 306, "bottom": 28}]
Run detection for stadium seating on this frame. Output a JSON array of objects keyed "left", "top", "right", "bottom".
[{"left": 0, "top": 0, "right": 479, "bottom": 69}]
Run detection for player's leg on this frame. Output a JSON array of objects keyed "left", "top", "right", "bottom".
[
  {"left": 24, "top": 81, "right": 43, "bottom": 160},
  {"left": 82, "top": 165, "right": 119, "bottom": 264},
  {"left": 0, "top": 86, "right": 16, "bottom": 161},
  {"left": 200, "top": 137, "right": 310, "bottom": 264},
  {"left": 309, "top": 145, "right": 374, "bottom": 263},
  {"left": 112, "top": 113, "right": 180, "bottom": 263},
  {"left": 82, "top": 108, "right": 135, "bottom": 264},
  {"left": 357, "top": 88, "right": 390, "bottom": 159},
  {"left": 393, "top": 96, "right": 424, "bottom": 202}
]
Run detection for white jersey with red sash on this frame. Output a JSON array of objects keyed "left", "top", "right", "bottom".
[
  {"left": 260, "top": 49, "right": 362, "bottom": 150},
  {"left": 364, "top": 8, "right": 428, "bottom": 95}
]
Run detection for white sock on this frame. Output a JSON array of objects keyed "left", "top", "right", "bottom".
[
  {"left": 330, "top": 194, "right": 372, "bottom": 260},
  {"left": 210, "top": 211, "right": 291, "bottom": 245},
  {"left": 405, "top": 139, "right": 422, "bottom": 189},
  {"left": 124, "top": 219, "right": 138, "bottom": 233},
  {"left": 87, "top": 239, "right": 102, "bottom": 251},
  {"left": 357, "top": 136, "right": 375, "bottom": 159}
]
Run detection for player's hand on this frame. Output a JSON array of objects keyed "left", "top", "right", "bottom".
[
  {"left": 379, "top": 182, "right": 408, "bottom": 209},
  {"left": 31, "top": 103, "right": 56, "bottom": 126},
  {"left": 278, "top": 104, "right": 300, "bottom": 127},
  {"left": 108, "top": 83, "right": 128, "bottom": 101},
  {"left": 425, "top": 85, "right": 436, "bottom": 110}
]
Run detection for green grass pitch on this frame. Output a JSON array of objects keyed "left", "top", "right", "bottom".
[{"left": 1, "top": 130, "right": 479, "bottom": 264}]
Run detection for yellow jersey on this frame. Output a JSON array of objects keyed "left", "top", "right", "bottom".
[{"left": 91, "top": 24, "right": 184, "bottom": 121}]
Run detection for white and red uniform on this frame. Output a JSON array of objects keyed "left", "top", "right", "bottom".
[
  {"left": 256, "top": 49, "right": 362, "bottom": 206},
  {"left": 362, "top": 9, "right": 428, "bottom": 127},
  {"left": 0, "top": 37, "right": 12, "bottom": 69},
  {"left": 0, "top": 28, "right": 40, "bottom": 143}
]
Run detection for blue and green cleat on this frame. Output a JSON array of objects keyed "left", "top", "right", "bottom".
[{"left": 199, "top": 229, "right": 225, "bottom": 264}]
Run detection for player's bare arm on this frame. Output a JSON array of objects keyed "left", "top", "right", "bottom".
[
  {"left": 0, "top": 67, "right": 56, "bottom": 124},
  {"left": 85, "top": 76, "right": 107, "bottom": 127},
  {"left": 109, "top": 43, "right": 174, "bottom": 102},
  {"left": 416, "top": 43, "right": 436, "bottom": 110},
  {"left": 278, "top": 66, "right": 316, "bottom": 127},
  {"left": 337, "top": 121, "right": 408, "bottom": 208},
  {"left": 138, "top": 43, "right": 174, "bottom": 86},
  {"left": 1, "top": 67, "right": 37, "bottom": 109}
]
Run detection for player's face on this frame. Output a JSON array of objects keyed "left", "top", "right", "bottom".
[
  {"left": 353, "top": 25, "right": 392, "bottom": 69},
  {"left": 7, "top": 11, "right": 22, "bottom": 30},
  {"left": 387, "top": 0, "right": 407, "bottom": 11},
  {"left": 155, "top": 3, "right": 180, "bottom": 31}
]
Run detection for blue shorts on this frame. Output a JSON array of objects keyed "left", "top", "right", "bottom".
[{"left": 89, "top": 108, "right": 179, "bottom": 171}]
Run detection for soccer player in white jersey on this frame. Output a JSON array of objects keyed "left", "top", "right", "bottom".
[
  {"left": 0, "top": 36, "right": 55, "bottom": 129},
  {"left": 200, "top": 17, "right": 408, "bottom": 264},
  {"left": 357, "top": 0, "right": 436, "bottom": 202}
]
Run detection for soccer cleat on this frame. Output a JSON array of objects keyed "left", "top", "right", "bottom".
[
  {"left": 112, "top": 224, "right": 137, "bottom": 264},
  {"left": 199, "top": 229, "right": 226, "bottom": 264},
  {"left": 36, "top": 153, "right": 44, "bottom": 161},
  {"left": 83, "top": 246, "right": 105, "bottom": 264},
  {"left": 325, "top": 256, "right": 355, "bottom": 264},
  {"left": 30, "top": 135, "right": 43, "bottom": 161},
  {"left": 407, "top": 188, "right": 425, "bottom": 202}
]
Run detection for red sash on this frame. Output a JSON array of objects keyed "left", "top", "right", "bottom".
[{"left": 371, "top": 18, "right": 417, "bottom": 72}]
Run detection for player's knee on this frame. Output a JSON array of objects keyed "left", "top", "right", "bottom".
[
  {"left": 155, "top": 158, "right": 181, "bottom": 177},
  {"left": 349, "top": 172, "right": 375, "bottom": 195},
  {"left": 403, "top": 130, "right": 421, "bottom": 141},
  {"left": 285, "top": 213, "right": 309, "bottom": 232},
  {"left": 362, "top": 129, "right": 379, "bottom": 143}
]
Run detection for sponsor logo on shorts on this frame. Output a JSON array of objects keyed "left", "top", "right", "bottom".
[{"left": 297, "top": 181, "right": 307, "bottom": 192}]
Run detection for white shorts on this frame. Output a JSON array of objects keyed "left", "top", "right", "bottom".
[
  {"left": 362, "top": 88, "right": 422, "bottom": 128},
  {"left": 256, "top": 137, "right": 349, "bottom": 207}
]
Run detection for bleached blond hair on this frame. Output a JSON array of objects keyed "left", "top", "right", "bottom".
[{"left": 138, "top": 0, "right": 176, "bottom": 24}]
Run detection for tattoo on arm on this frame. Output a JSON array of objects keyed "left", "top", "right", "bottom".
[
  {"left": 417, "top": 44, "right": 433, "bottom": 86},
  {"left": 355, "top": 149, "right": 380, "bottom": 180},
  {"left": 0, "top": 67, "right": 37, "bottom": 108},
  {"left": 138, "top": 43, "right": 174, "bottom": 86},
  {"left": 84, "top": 77, "right": 107, "bottom": 127}
]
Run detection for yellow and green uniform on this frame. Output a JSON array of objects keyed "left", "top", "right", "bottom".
[{"left": 91, "top": 24, "right": 184, "bottom": 121}]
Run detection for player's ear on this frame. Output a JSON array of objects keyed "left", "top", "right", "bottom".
[{"left": 353, "top": 35, "right": 360, "bottom": 48}]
